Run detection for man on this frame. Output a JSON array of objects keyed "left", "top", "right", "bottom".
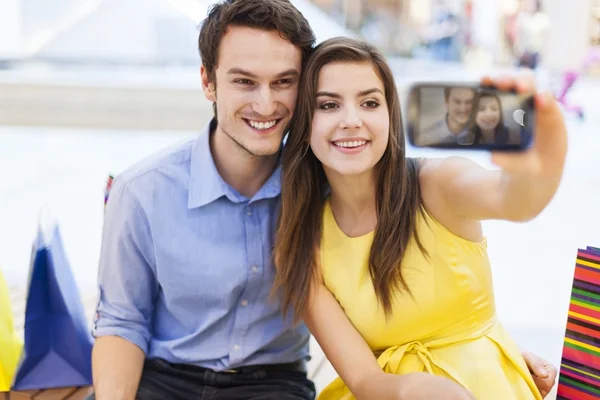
[
  {"left": 91, "top": 1, "right": 557, "bottom": 399},
  {"left": 92, "top": 2, "right": 315, "bottom": 399},
  {"left": 421, "top": 86, "right": 475, "bottom": 146}
]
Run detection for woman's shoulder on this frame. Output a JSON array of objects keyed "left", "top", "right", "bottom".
[
  {"left": 414, "top": 157, "right": 484, "bottom": 243},
  {"left": 417, "top": 156, "right": 488, "bottom": 201},
  {"left": 415, "top": 156, "right": 465, "bottom": 181},
  {"left": 414, "top": 157, "right": 449, "bottom": 209}
]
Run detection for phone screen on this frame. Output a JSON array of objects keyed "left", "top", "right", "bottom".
[{"left": 406, "top": 84, "right": 535, "bottom": 151}]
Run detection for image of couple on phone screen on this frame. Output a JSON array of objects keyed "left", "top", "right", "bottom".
[{"left": 416, "top": 86, "right": 531, "bottom": 148}]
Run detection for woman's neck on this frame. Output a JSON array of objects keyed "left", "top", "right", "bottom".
[
  {"left": 326, "top": 169, "right": 378, "bottom": 238},
  {"left": 479, "top": 128, "right": 495, "bottom": 143}
]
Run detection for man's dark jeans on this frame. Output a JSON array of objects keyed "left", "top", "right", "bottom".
[{"left": 90, "top": 358, "right": 316, "bottom": 400}]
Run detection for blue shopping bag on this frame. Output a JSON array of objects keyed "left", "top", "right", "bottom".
[{"left": 11, "top": 219, "right": 93, "bottom": 390}]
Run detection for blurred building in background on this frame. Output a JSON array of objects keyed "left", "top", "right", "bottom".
[
  {"left": 0, "top": 0, "right": 598, "bottom": 133},
  {"left": 0, "top": 0, "right": 353, "bottom": 67},
  {"left": 0, "top": 0, "right": 354, "bottom": 130},
  {"left": 311, "top": 0, "right": 600, "bottom": 74},
  {"left": 0, "top": 0, "right": 599, "bottom": 74}
]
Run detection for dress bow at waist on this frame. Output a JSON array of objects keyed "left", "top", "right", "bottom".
[{"left": 375, "top": 318, "right": 498, "bottom": 388}]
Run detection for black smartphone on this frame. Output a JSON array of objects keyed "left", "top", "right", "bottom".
[{"left": 406, "top": 82, "right": 535, "bottom": 151}]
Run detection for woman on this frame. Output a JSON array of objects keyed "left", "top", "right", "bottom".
[
  {"left": 274, "top": 37, "right": 567, "bottom": 400},
  {"left": 463, "top": 90, "right": 510, "bottom": 146}
]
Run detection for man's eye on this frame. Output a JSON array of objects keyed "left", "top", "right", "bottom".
[
  {"left": 275, "top": 79, "right": 293, "bottom": 85},
  {"left": 235, "top": 79, "right": 253, "bottom": 85}
]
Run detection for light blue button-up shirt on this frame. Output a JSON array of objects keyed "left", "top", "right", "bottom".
[{"left": 93, "top": 119, "right": 310, "bottom": 370}]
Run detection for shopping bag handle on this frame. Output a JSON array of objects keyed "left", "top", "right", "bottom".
[{"left": 37, "top": 203, "right": 57, "bottom": 247}]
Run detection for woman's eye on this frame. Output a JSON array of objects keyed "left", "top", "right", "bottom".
[
  {"left": 319, "top": 102, "right": 338, "bottom": 110},
  {"left": 363, "top": 101, "right": 380, "bottom": 108}
]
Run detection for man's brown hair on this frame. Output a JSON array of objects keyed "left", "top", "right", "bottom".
[{"left": 198, "top": 0, "right": 316, "bottom": 84}]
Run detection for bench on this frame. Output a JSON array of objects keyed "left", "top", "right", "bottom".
[
  {"left": 4, "top": 285, "right": 332, "bottom": 398},
  {"left": 7, "top": 285, "right": 553, "bottom": 398},
  {"left": 2, "top": 387, "right": 94, "bottom": 400}
]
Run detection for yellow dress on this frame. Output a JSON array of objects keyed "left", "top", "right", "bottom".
[{"left": 318, "top": 199, "right": 542, "bottom": 400}]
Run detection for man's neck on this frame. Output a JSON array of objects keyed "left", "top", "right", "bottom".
[
  {"left": 327, "top": 170, "right": 377, "bottom": 238},
  {"left": 446, "top": 114, "right": 464, "bottom": 135},
  {"left": 210, "top": 127, "right": 279, "bottom": 198}
]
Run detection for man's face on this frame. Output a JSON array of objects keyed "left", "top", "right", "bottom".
[
  {"left": 201, "top": 26, "right": 303, "bottom": 157},
  {"left": 445, "top": 88, "right": 475, "bottom": 128}
]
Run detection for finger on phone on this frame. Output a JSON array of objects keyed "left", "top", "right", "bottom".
[{"left": 492, "top": 76, "right": 515, "bottom": 91}]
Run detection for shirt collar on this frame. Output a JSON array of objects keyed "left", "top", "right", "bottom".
[
  {"left": 188, "top": 118, "right": 228, "bottom": 209},
  {"left": 188, "top": 118, "right": 282, "bottom": 209}
]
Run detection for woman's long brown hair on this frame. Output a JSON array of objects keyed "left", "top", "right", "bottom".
[{"left": 273, "top": 37, "right": 425, "bottom": 321}]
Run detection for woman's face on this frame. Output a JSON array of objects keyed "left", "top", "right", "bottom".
[
  {"left": 475, "top": 96, "right": 501, "bottom": 131},
  {"left": 309, "top": 61, "right": 389, "bottom": 178}
]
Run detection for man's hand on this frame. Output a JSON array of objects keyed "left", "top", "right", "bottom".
[
  {"left": 357, "top": 372, "right": 476, "bottom": 400},
  {"left": 522, "top": 351, "right": 558, "bottom": 398}
]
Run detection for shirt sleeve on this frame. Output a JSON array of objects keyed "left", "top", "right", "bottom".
[{"left": 92, "top": 176, "right": 158, "bottom": 355}]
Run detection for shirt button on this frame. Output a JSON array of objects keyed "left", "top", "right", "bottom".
[
  {"left": 233, "top": 344, "right": 241, "bottom": 351},
  {"left": 240, "top": 299, "right": 248, "bottom": 306},
  {"left": 251, "top": 265, "right": 258, "bottom": 273},
  {"left": 247, "top": 210, "right": 252, "bottom": 216}
]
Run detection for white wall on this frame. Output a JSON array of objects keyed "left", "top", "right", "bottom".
[
  {"left": 543, "top": 0, "right": 592, "bottom": 72},
  {"left": 0, "top": 0, "right": 24, "bottom": 59},
  {"left": 471, "top": 0, "right": 502, "bottom": 58},
  {"left": 469, "top": 0, "right": 593, "bottom": 72}
]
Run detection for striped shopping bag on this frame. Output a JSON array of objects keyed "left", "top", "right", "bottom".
[{"left": 557, "top": 246, "right": 600, "bottom": 399}]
